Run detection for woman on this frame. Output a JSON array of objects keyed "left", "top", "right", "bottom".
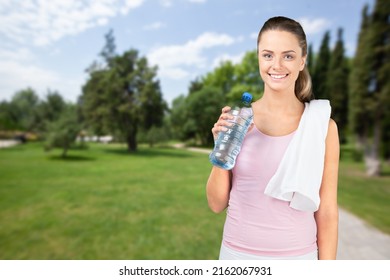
[{"left": 206, "top": 16, "right": 339, "bottom": 260}]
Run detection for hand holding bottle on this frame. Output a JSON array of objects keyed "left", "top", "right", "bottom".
[
  {"left": 209, "top": 92, "right": 253, "bottom": 170},
  {"left": 211, "top": 106, "right": 234, "bottom": 141}
]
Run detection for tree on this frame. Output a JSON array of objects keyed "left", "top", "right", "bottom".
[
  {"left": 203, "top": 60, "right": 235, "bottom": 96},
  {"left": 35, "top": 90, "right": 66, "bottom": 133},
  {"left": 328, "top": 28, "right": 349, "bottom": 144},
  {"left": 145, "top": 125, "right": 169, "bottom": 147},
  {"left": 8, "top": 88, "right": 40, "bottom": 132},
  {"left": 186, "top": 86, "right": 225, "bottom": 146},
  {"left": 307, "top": 44, "right": 315, "bottom": 75},
  {"left": 100, "top": 29, "right": 116, "bottom": 68},
  {"left": 82, "top": 29, "right": 167, "bottom": 152},
  {"left": 169, "top": 95, "right": 191, "bottom": 141},
  {"left": 44, "top": 104, "right": 82, "bottom": 158},
  {"left": 312, "top": 31, "right": 331, "bottom": 99},
  {"left": 0, "top": 101, "right": 18, "bottom": 131},
  {"left": 82, "top": 49, "right": 167, "bottom": 152},
  {"left": 81, "top": 69, "right": 112, "bottom": 138},
  {"left": 349, "top": 0, "right": 390, "bottom": 176}
]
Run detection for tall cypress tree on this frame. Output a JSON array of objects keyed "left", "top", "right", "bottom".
[
  {"left": 312, "top": 31, "right": 331, "bottom": 99},
  {"left": 328, "top": 28, "right": 349, "bottom": 144},
  {"left": 307, "top": 44, "right": 315, "bottom": 76},
  {"left": 349, "top": 0, "right": 390, "bottom": 176},
  {"left": 373, "top": 0, "right": 390, "bottom": 164}
]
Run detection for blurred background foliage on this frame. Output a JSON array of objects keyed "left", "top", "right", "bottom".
[
  {"left": 0, "top": 0, "right": 389, "bottom": 260},
  {"left": 1, "top": 1, "right": 388, "bottom": 176}
]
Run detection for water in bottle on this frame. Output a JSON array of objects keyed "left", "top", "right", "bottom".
[{"left": 209, "top": 92, "right": 253, "bottom": 170}]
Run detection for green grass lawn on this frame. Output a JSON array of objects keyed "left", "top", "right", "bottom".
[
  {"left": 338, "top": 160, "right": 390, "bottom": 234},
  {"left": 0, "top": 143, "right": 224, "bottom": 259},
  {"left": 0, "top": 142, "right": 389, "bottom": 259}
]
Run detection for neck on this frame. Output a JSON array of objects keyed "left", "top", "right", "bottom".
[{"left": 256, "top": 89, "right": 303, "bottom": 114}]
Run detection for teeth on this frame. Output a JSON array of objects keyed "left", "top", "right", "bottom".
[{"left": 270, "top": 74, "right": 287, "bottom": 79}]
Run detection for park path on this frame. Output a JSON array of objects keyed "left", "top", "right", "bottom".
[
  {"left": 174, "top": 144, "right": 390, "bottom": 260},
  {"left": 0, "top": 140, "right": 20, "bottom": 149}
]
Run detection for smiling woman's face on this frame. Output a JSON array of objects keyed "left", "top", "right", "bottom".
[{"left": 257, "top": 30, "right": 306, "bottom": 94}]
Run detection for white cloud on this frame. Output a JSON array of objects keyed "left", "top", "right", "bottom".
[
  {"left": 297, "top": 17, "right": 331, "bottom": 35},
  {"left": 148, "top": 32, "right": 236, "bottom": 80},
  {"left": 188, "top": 0, "right": 207, "bottom": 3},
  {"left": 0, "top": 0, "right": 145, "bottom": 46},
  {"left": 0, "top": 48, "right": 35, "bottom": 62},
  {"left": 160, "top": 0, "right": 173, "bottom": 7},
  {"left": 143, "top": 21, "right": 166, "bottom": 30},
  {"left": 212, "top": 52, "right": 245, "bottom": 68},
  {"left": 0, "top": 48, "right": 82, "bottom": 102}
]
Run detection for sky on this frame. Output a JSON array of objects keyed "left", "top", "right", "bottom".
[{"left": 0, "top": 0, "right": 375, "bottom": 107}]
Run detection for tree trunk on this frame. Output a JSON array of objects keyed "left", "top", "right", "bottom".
[
  {"left": 126, "top": 133, "right": 137, "bottom": 152},
  {"left": 362, "top": 122, "right": 382, "bottom": 177},
  {"left": 62, "top": 145, "right": 68, "bottom": 158}
]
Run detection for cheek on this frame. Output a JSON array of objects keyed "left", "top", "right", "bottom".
[
  {"left": 258, "top": 63, "right": 269, "bottom": 79},
  {"left": 258, "top": 60, "right": 269, "bottom": 72}
]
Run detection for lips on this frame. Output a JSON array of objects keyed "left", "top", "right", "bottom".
[{"left": 269, "top": 74, "right": 288, "bottom": 79}]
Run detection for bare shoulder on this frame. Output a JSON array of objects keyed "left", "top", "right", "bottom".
[
  {"left": 326, "top": 118, "right": 339, "bottom": 156},
  {"left": 327, "top": 119, "right": 339, "bottom": 140}
]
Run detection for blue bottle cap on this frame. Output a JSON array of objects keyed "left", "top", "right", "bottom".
[{"left": 241, "top": 92, "right": 253, "bottom": 104}]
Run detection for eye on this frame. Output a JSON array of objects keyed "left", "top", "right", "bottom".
[
  {"left": 262, "top": 53, "right": 272, "bottom": 60},
  {"left": 284, "top": 54, "right": 294, "bottom": 60}
]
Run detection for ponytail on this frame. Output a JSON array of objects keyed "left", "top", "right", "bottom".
[{"left": 295, "top": 66, "right": 314, "bottom": 103}]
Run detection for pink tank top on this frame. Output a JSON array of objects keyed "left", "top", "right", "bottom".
[{"left": 222, "top": 125, "right": 317, "bottom": 257}]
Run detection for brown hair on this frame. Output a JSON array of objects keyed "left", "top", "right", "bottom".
[{"left": 257, "top": 16, "right": 314, "bottom": 102}]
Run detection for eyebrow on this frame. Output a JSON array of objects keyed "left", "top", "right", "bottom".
[{"left": 261, "top": 49, "right": 296, "bottom": 54}]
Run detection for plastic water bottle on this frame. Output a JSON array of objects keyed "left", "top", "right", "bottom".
[{"left": 209, "top": 92, "right": 253, "bottom": 170}]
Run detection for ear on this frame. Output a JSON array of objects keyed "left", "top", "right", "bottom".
[{"left": 300, "top": 55, "right": 307, "bottom": 71}]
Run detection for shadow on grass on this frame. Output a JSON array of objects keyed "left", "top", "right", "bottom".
[
  {"left": 47, "top": 155, "right": 96, "bottom": 161},
  {"left": 380, "top": 171, "right": 390, "bottom": 177},
  {"left": 103, "top": 146, "right": 195, "bottom": 158}
]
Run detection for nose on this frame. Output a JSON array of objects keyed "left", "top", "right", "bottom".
[{"left": 272, "top": 56, "right": 283, "bottom": 70}]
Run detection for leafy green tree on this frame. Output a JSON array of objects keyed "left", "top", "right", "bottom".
[
  {"left": 82, "top": 29, "right": 167, "bottom": 152},
  {"left": 82, "top": 50, "right": 167, "bottom": 152},
  {"left": 35, "top": 90, "right": 67, "bottom": 133},
  {"left": 0, "top": 101, "right": 18, "bottom": 131},
  {"left": 44, "top": 104, "right": 82, "bottom": 158},
  {"left": 186, "top": 86, "right": 225, "bottom": 146},
  {"left": 8, "top": 88, "right": 40, "bottom": 132},
  {"left": 81, "top": 69, "right": 110, "bottom": 138},
  {"left": 100, "top": 29, "right": 116, "bottom": 68},
  {"left": 188, "top": 77, "right": 204, "bottom": 94},
  {"left": 169, "top": 95, "right": 192, "bottom": 141},
  {"left": 312, "top": 31, "right": 331, "bottom": 99},
  {"left": 145, "top": 125, "right": 169, "bottom": 147},
  {"left": 203, "top": 60, "right": 235, "bottom": 96},
  {"left": 328, "top": 28, "right": 349, "bottom": 144}
]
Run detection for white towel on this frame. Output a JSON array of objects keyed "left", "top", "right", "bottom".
[{"left": 264, "top": 100, "right": 331, "bottom": 212}]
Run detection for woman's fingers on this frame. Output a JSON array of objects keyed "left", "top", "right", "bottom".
[
  {"left": 221, "top": 106, "right": 231, "bottom": 113},
  {"left": 212, "top": 107, "right": 234, "bottom": 140}
]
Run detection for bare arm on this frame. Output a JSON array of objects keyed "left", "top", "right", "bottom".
[
  {"left": 206, "top": 167, "right": 232, "bottom": 213},
  {"left": 206, "top": 106, "right": 233, "bottom": 213},
  {"left": 314, "top": 118, "right": 339, "bottom": 260}
]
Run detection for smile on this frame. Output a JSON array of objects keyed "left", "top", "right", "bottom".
[{"left": 269, "top": 74, "right": 288, "bottom": 79}]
